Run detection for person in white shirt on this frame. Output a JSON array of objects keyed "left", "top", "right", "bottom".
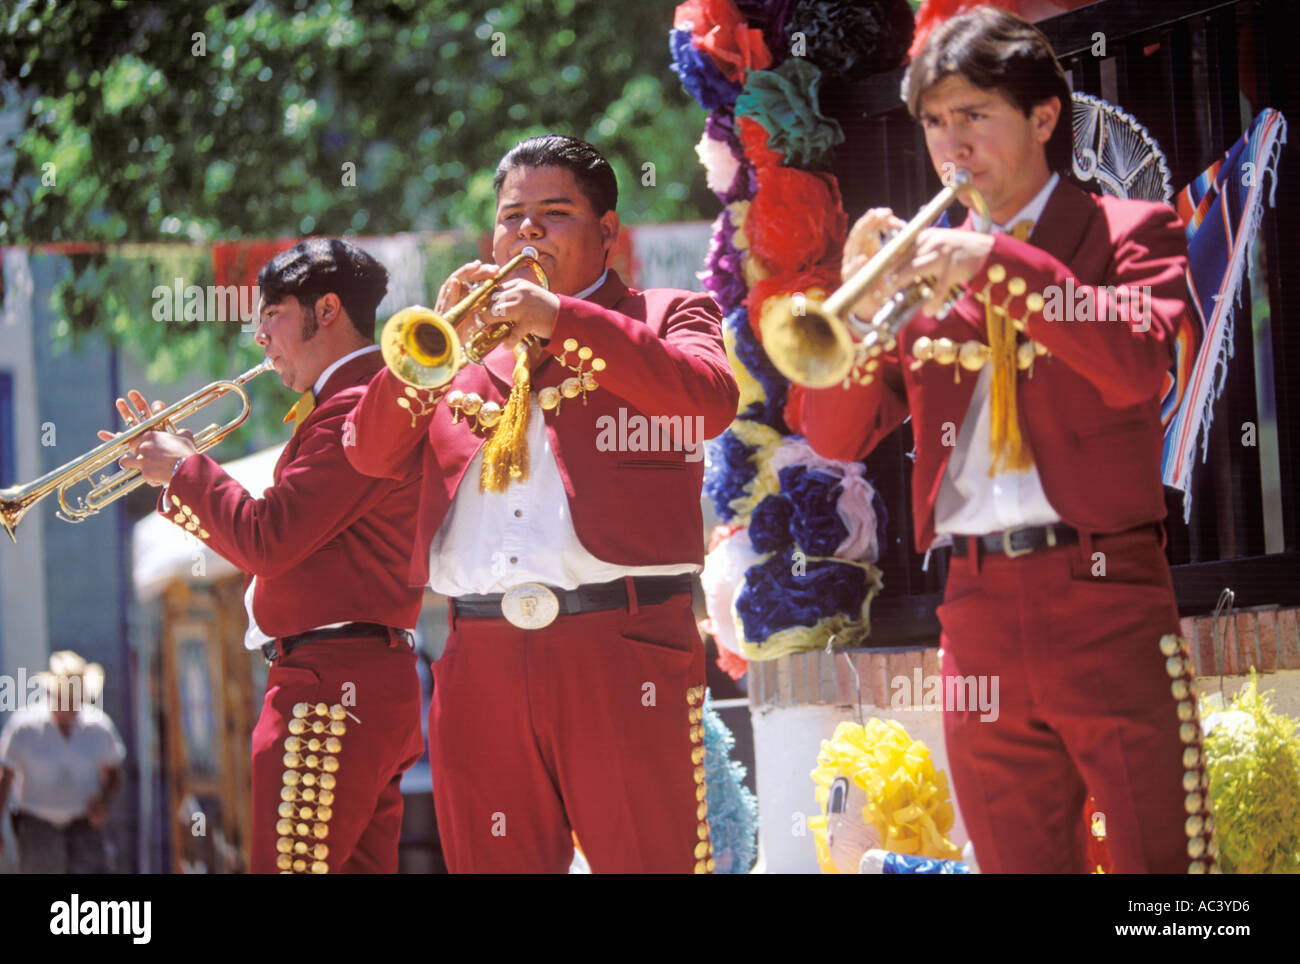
[{"left": 0, "top": 651, "right": 124, "bottom": 873}]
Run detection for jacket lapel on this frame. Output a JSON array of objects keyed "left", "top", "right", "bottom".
[{"left": 1026, "top": 180, "right": 1098, "bottom": 268}]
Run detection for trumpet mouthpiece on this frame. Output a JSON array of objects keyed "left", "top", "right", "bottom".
[{"left": 521, "top": 245, "right": 539, "bottom": 260}]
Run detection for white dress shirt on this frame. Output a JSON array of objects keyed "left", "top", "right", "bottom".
[
  {"left": 0, "top": 708, "right": 125, "bottom": 826},
  {"left": 932, "top": 173, "right": 1062, "bottom": 545},
  {"left": 428, "top": 270, "right": 700, "bottom": 596}
]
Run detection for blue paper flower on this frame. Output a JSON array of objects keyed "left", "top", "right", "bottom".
[
  {"left": 703, "top": 429, "right": 761, "bottom": 522},
  {"left": 734, "top": 547, "right": 873, "bottom": 641},
  {"left": 670, "top": 28, "right": 743, "bottom": 112},
  {"left": 727, "top": 307, "right": 787, "bottom": 428},
  {"left": 749, "top": 493, "right": 794, "bottom": 552},
  {"left": 780, "top": 464, "right": 848, "bottom": 556}
]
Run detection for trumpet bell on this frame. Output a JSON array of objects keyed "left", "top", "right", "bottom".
[
  {"left": 760, "top": 300, "right": 858, "bottom": 389},
  {"left": 760, "top": 170, "right": 990, "bottom": 389},
  {"left": 380, "top": 306, "right": 461, "bottom": 389},
  {"left": 379, "top": 246, "right": 548, "bottom": 391}
]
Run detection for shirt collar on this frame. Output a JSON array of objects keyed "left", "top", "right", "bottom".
[
  {"left": 314, "top": 344, "right": 380, "bottom": 397},
  {"left": 572, "top": 269, "right": 609, "bottom": 303},
  {"left": 994, "top": 171, "right": 1060, "bottom": 234}
]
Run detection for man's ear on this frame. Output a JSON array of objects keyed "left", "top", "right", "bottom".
[
  {"left": 599, "top": 210, "right": 620, "bottom": 257},
  {"left": 1033, "top": 95, "right": 1061, "bottom": 145},
  {"left": 314, "top": 292, "right": 342, "bottom": 325}
]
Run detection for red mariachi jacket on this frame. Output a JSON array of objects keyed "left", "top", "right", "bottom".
[
  {"left": 789, "top": 180, "right": 1190, "bottom": 551},
  {"left": 160, "top": 351, "right": 425, "bottom": 637},
  {"left": 345, "top": 271, "right": 739, "bottom": 587}
]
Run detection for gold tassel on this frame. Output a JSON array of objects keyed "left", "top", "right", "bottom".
[
  {"left": 479, "top": 343, "right": 532, "bottom": 492},
  {"left": 985, "top": 300, "right": 1033, "bottom": 474}
]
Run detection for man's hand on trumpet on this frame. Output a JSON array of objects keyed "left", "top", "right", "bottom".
[
  {"left": 842, "top": 207, "right": 995, "bottom": 321},
  {"left": 437, "top": 259, "right": 561, "bottom": 353},
  {"left": 95, "top": 391, "right": 197, "bottom": 486}
]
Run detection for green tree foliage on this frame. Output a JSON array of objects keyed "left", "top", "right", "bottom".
[{"left": 0, "top": 0, "right": 711, "bottom": 379}]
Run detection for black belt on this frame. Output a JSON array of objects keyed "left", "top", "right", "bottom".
[
  {"left": 452, "top": 574, "right": 694, "bottom": 620},
  {"left": 949, "top": 523, "right": 1079, "bottom": 559},
  {"left": 262, "top": 622, "right": 411, "bottom": 665}
]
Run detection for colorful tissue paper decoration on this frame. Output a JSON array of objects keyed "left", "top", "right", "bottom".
[
  {"left": 734, "top": 58, "right": 844, "bottom": 168},
  {"left": 675, "top": 0, "right": 910, "bottom": 668},
  {"left": 810, "top": 719, "right": 962, "bottom": 873},
  {"left": 784, "top": 0, "right": 916, "bottom": 84},
  {"left": 860, "top": 849, "right": 971, "bottom": 874},
  {"left": 1201, "top": 672, "right": 1300, "bottom": 874},
  {"left": 700, "top": 524, "right": 757, "bottom": 679},
  {"left": 702, "top": 691, "right": 761, "bottom": 872},
  {"left": 674, "top": 0, "right": 773, "bottom": 84}
]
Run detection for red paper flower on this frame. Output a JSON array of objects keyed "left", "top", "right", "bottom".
[
  {"left": 745, "top": 266, "right": 842, "bottom": 338},
  {"left": 674, "top": 0, "right": 773, "bottom": 84},
  {"left": 715, "top": 643, "right": 749, "bottom": 681},
  {"left": 746, "top": 166, "right": 847, "bottom": 275},
  {"left": 737, "top": 115, "right": 783, "bottom": 171}
]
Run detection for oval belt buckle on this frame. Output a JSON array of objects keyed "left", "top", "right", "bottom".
[{"left": 501, "top": 583, "right": 560, "bottom": 630}]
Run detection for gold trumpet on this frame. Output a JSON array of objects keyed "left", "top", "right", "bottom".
[
  {"left": 762, "top": 170, "right": 991, "bottom": 388},
  {"left": 381, "top": 246, "right": 548, "bottom": 388},
  {"left": 0, "top": 359, "right": 273, "bottom": 542}
]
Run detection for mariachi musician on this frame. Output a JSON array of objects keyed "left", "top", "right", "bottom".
[
  {"left": 346, "top": 135, "right": 739, "bottom": 873},
  {"left": 788, "top": 8, "right": 1209, "bottom": 873},
  {"left": 105, "top": 239, "right": 425, "bottom": 874}
]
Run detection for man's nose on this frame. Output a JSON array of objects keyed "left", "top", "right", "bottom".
[
  {"left": 254, "top": 321, "right": 269, "bottom": 347},
  {"left": 948, "top": 129, "right": 972, "bottom": 162},
  {"left": 517, "top": 216, "right": 543, "bottom": 238},
  {"left": 932, "top": 128, "right": 969, "bottom": 166}
]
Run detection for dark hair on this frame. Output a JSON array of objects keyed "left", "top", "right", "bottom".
[
  {"left": 902, "top": 6, "right": 1073, "bottom": 174},
  {"left": 256, "top": 237, "right": 389, "bottom": 340},
  {"left": 492, "top": 134, "right": 619, "bottom": 216}
]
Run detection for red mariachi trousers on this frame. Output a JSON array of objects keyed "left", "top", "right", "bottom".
[
  {"left": 429, "top": 592, "right": 713, "bottom": 874},
  {"left": 249, "top": 633, "right": 424, "bottom": 874},
  {"left": 939, "top": 525, "right": 1194, "bottom": 873}
]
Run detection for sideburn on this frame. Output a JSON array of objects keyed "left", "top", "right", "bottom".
[{"left": 299, "top": 303, "right": 319, "bottom": 341}]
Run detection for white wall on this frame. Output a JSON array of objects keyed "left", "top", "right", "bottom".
[{"left": 0, "top": 249, "right": 51, "bottom": 683}]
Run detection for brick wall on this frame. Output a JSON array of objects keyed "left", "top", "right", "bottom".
[{"left": 749, "top": 607, "right": 1300, "bottom": 710}]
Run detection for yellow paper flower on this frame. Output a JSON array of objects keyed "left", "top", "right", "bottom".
[{"left": 809, "top": 719, "right": 961, "bottom": 872}]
